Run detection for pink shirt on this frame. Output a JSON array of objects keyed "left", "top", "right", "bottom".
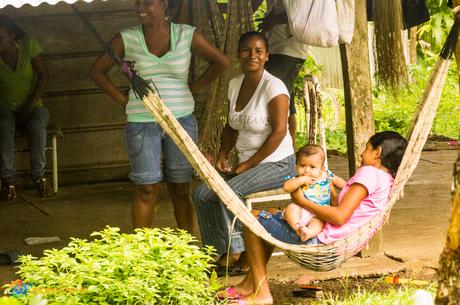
[{"left": 317, "top": 166, "right": 394, "bottom": 244}]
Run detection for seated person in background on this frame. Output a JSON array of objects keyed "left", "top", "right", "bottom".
[
  {"left": 0, "top": 15, "right": 52, "bottom": 200},
  {"left": 283, "top": 144, "right": 346, "bottom": 241}
]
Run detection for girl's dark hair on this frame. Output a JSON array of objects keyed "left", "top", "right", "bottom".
[
  {"left": 296, "top": 144, "right": 325, "bottom": 164},
  {"left": 238, "top": 31, "right": 269, "bottom": 52},
  {"left": 369, "top": 131, "right": 408, "bottom": 177},
  {"left": 0, "top": 14, "right": 25, "bottom": 40}
]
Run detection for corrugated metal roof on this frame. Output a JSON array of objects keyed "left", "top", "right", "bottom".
[{"left": 0, "top": 0, "right": 96, "bottom": 9}]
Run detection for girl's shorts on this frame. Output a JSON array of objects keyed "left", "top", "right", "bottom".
[
  {"left": 257, "top": 210, "right": 321, "bottom": 245},
  {"left": 124, "top": 114, "right": 198, "bottom": 185}
]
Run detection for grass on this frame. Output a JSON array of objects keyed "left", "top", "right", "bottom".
[{"left": 310, "top": 279, "right": 436, "bottom": 305}]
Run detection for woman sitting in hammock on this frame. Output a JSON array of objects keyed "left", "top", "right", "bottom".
[
  {"left": 193, "top": 31, "right": 296, "bottom": 274},
  {"left": 222, "top": 131, "right": 407, "bottom": 305}
]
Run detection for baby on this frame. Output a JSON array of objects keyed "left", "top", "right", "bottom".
[{"left": 283, "top": 144, "right": 346, "bottom": 241}]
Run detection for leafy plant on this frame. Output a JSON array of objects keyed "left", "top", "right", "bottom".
[
  {"left": 14, "top": 227, "right": 221, "bottom": 305},
  {"left": 0, "top": 297, "right": 24, "bottom": 305}
]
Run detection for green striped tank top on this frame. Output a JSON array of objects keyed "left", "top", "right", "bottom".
[{"left": 120, "top": 23, "right": 196, "bottom": 122}]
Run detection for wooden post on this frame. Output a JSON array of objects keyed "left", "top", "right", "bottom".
[{"left": 340, "top": 0, "right": 377, "bottom": 255}]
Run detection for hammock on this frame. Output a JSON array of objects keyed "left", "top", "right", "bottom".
[
  {"left": 76, "top": 4, "right": 459, "bottom": 271},
  {"left": 140, "top": 19, "right": 459, "bottom": 271}
]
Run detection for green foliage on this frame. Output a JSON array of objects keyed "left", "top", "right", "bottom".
[
  {"left": 374, "top": 63, "right": 460, "bottom": 139},
  {"left": 295, "top": 59, "right": 459, "bottom": 153},
  {"left": 418, "top": 0, "right": 454, "bottom": 60},
  {"left": 253, "top": 1, "right": 267, "bottom": 29},
  {"left": 15, "top": 227, "right": 221, "bottom": 305},
  {"left": 0, "top": 297, "right": 24, "bottom": 305}
]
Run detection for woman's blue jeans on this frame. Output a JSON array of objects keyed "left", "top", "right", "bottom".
[
  {"left": 0, "top": 107, "right": 49, "bottom": 183},
  {"left": 192, "top": 155, "right": 296, "bottom": 255}
]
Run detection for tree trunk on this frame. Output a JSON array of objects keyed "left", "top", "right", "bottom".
[
  {"left": 340, "top": 0, "right": 378, "bottom": 255},
  {"left": 339, "top": 0, "right": 374, "bottom": 175},
  {"left": 435, "top": 147, "right": 460, "bottom": 304}
]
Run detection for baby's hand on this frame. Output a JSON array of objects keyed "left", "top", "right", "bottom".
[{"left": 300, "top": 176, "right": 316, "bottom": 185}]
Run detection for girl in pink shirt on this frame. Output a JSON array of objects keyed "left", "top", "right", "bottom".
[{"left": 219, "top": 131, "right": 408, "bottom": 305}]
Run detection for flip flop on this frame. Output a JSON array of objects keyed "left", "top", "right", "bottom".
[
  {"left": 217, "top": 287, "right": 242, "bottom": 300},
  {"left": 215, "top": 265, "right": 248, "bottom": 277},
  {"left": 0, "top": 249, "right": 22, "bottom": 266}
]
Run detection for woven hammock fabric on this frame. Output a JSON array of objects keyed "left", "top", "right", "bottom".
[
  {"left": 0, "top": 0, "right": 101, "bottom": 8},
  {"left": 139, "top": 51, "right": 450, "bottom": 271}
]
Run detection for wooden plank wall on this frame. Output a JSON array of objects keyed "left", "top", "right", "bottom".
[{"left": 1, "top": 0, "right": 137, "bottom": 185}]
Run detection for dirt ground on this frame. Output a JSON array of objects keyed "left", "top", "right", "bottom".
[{"left": 0, "top": 141, "right": 457, "bottom": 304}]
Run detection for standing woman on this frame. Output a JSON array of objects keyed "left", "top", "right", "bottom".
[
  {"left": 0, "top": 15, "right": 52, "bottom": 200},
  {"left": 91, "top": 0, "right": 228, "bottom": 232},
  {"left": 193, "top": 31, "right": 296, "bottom": 272}
]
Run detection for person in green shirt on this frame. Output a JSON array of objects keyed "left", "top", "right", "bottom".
[{"left": 0, "top": 15, "right": 52, "bottom": 200}]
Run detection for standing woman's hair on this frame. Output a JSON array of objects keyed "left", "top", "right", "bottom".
[
  {"left": 237, "top": 31, "right": 269, "bottom": 52},
  {"left": 369, "top": 131, "right": 408, "bottom": 177},
  {"left": 0, "top": 14, "right": 25, "bottom": 40}
]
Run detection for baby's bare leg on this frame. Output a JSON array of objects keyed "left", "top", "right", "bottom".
[
  {"left": 305, "top": 217, "right": 325, "bottom": 240},
  {"left": 283, "top": 203, "right": 304, "bottom": 237}
]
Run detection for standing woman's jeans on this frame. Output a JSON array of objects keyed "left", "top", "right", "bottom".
[
  {"left": 192, "top": 155, "right": 296, "bottom": 255},
  {"left": 0, "top": 107, "right": 49, "bottom": 182}
]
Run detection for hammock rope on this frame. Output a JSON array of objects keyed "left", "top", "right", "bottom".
[
  {"left": 76, "top": 3, "right": 460, "bottom": 271},
  {"left": 138, "top": 19, "right": 459, "bottom": 271}
]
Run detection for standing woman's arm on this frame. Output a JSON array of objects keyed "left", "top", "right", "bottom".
[
  {"left": 189, "top": 31, "right": 229, "bottom": 94},
  {"left": 90, "top": 34, "right": 128, "bottom": 107},
  {"left": 234, "top": 94, "right": 289, "bottom": 174}
]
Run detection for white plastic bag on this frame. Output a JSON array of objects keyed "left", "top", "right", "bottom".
[
  {"left": 337, "top": 0, "right": 355, "bottom": 44},
  {"left": 283, "top": 0, "right": 339, "bottom": 48}
]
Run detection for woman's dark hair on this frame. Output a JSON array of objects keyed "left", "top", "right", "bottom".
[
  {"left": 0, "top": 14, "right": 25, "bottom": 40},
  {"left": 296, "top": 144, "right": 325, "bottom": 165},
  {"left": 237, "top": 31, "right": 269, "bottom": 52},
  {"left": 369, "top": 131, "right": 408, "bottom": 177}
]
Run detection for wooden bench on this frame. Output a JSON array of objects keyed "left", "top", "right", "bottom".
[{"left": 14, "top": 124, "right": 63, "bottom": 193}]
